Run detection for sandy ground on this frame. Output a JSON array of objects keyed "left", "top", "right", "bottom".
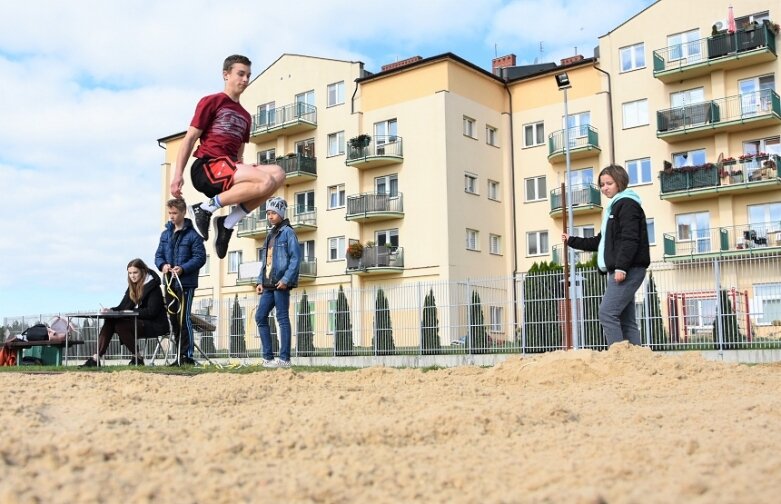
[{"left": 1, "top": 343, "right": 781, "bottom": 503}]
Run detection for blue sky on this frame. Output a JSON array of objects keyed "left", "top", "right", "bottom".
[{"left": 0, "top": 0, "right": 655, "bottom": 321}]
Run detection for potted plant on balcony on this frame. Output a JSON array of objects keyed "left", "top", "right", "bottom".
[
  {"left": 730, "top": 168, "right": 744, "bottom": 184},
  {"left": 739, "top": 153, "right": 755, "bottom": 163},
  {"left": 722, "top": 156, "right": 736, "bottom": 165},
  {"left": 348, "top": 134, "right": 371, "bottom": 149},
  {"left": 755, "top": 151, "right": 769, "bottom": 162},
  {"left": 347, "top": 241, "right": 364, "bottom": 259}
]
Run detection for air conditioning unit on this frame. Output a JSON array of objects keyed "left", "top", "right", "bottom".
[{"left": 713, "top": 19, "right": 727, "bottom": 31}]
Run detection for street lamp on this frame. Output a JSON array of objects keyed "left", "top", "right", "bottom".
[{"left": 555, "top": 71, "right": 580, "bottom": 350}]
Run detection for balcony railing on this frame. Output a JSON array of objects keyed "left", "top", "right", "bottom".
[
  {"left": 663, "top": 221, "right": 781, "bottom": 259},
  {"left": 656, "top": 90, "right": 781, "bottom": 140},
  {"left": 345, "top": 135, "right": 404, "bottom": 168},
  {"left": 262, "top": 154, "right": 316, "bottom": 182},
  {"left": 346, "top": 246, "right": 404, "bottom": 273},
  {"left": 547, "top": 125, "right": 600, "bottom": 162},
  {"left": 659, "top": 154, "right": 780, "bottom": 198},
  {"left": 345, "top": 192, "right": 404, "bottom": 222},
  {"left": 549, "top": 184, "right": 601, "bottom": 215},
  {"left": 251, "top": 102, "right": 317, "bottom": 140},
  {"left": 551, "top": 244, "right": 595, "bottom": 266},
  {"left": 652, "top": 23, "right": 777, "bottom": 82},
  {"left": 236, "top": 211, "right": 271, "bottom": 238},
  {"left": 236, "top": 258, "right": 317, "bottom": 285}
]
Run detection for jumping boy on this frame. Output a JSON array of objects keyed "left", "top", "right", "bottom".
[{"left": 171, "top": 54, "right": 285, "bottom": 259}]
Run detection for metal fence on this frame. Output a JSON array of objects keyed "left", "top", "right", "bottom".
[{"left": 5, "top": 253, "right": 781, "bottom": 362}]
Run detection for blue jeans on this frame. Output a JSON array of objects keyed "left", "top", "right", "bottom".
[
  {"left": 255, "top": 288, "right": 291, "bottom": 361},
  {"left": 599, "top": 267, "right": 646, "bottom": 346}
]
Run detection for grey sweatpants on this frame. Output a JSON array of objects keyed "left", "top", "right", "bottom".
[{"left": 599, "top": 267, "right": 647, "bottom": 346}]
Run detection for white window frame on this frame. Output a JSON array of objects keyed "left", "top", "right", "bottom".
[
  {"left": 524, "top": 176, "right": 547, "bottom": 202},
  {"left": 676, "top": 211, "right": 711, "bottom": 253},
  {"left": 327, "top": 131, "right": 345, "bottom": 157},
  {"left": 487, "top": 180, "right": 500, "bottom": 201},
  {"left": 327, "top": 81, "right": 345, "bottom": 107},
  {"left": 753, "top": 283, "right": 781, "bottom": 325},
  {"left": 667, "top": 29, "right": 701, "bottom": 64},
  {"left": 486, "top": 125, "right": 498, "bottom": 146},
  {"left": 489, "top": 306, "right": 503, "bottom": 333},
  {"left": 257, "top": 101, "right": 276, "bottom": 127},
  {"left": 523, "top": 122, "right": 545, "bottom": 147},
  {"left": 463, "top": 116, "right": 476, "bottom": 138},
  {"left": 622, "top": 99, "right": 649, "bottom": 128},
  {"left": 257, "top": 148, "right": 275, "bottom": 165},
  {"left": 199, "top": 255, "right": 210, "bottom": 276},
  {"left": 620, "top": 42, "right": 645, "bottom": 72},
  {"left": 647, "top": 218, "right": 656, "bottom": 246},
  {"left": 227, "top": 251, "right": 242, "bottom": 274},
  {"left": 526, "top": 231, "right": 549, "bottom": 256},
  {"left": 328, "top": 236, "right": 345, "bottom": 261},
  {"left": 465, "top": 173, "right": 478, "bottom": 194},
  {"left": 328, "top": 184, "right": 345, "bottom": 209},
  {"left": 673, "top": 149, "right": 707, "bottom": 168},
  {"left": 375, "top": 174, "right": 399, "bottom": 197},
  {"left": 466, "top": 229, "right": 479, "bottom": 251},
  {"left": 489, "top": 234, "right": 501, "bottom": 255},
  {"left": 626, "top": 157, "right": 653, "bottom": 185}
]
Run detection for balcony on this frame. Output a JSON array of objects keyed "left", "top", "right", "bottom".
[
  {"left": 549, "top": 184, "right": 602, "bottom": 217},
  {"left": 659, "top": 155, "right": 780, "bottom": 201},
  {"left": 551, "top": 244, "right": 595, "bottom": 266},
  {"left": 656, "top": 90, "right": 781, "bottom": 142},
  {"left": 345, "top": 193, "right": 404, "bottom": 223},
  {"left": 346, "top": 246, "right": 404, "bottom": 275},
  {"left": 250, "top": 102, "right": 317, "bottom": 143},
  {"left": 652, "top": 23, "right": 777, "bottom": 83},
  {"left": 236, "top": 258, "right": 317, "bottom": 286},
  {"left": 236, "top": 211, "right": 271, "bottom": 239},
  {"left": 288, "top": 206, "right": 318, "bottom": 233},
  {"left": 263, "top": 154, "right": 316, "bottom": 184},
  {"left": 345, "top": 135, "right": 403, "bottom": 169},
  {"left": 662, "top": 222, "right": 781, "bottom": 262},
  {"left": 547, "top": 125, "right": 600, "bottom": 163}
]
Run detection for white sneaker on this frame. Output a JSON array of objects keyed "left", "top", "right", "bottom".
[
  {"left": 277, "top": 359, "right": 292, "bottom": 369},
  {"left": 261, "top": 359, "right": 278, "bottom": 368}
]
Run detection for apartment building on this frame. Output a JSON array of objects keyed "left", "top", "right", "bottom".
[{"left": 158, "top": 0, "right": 780, "bottom": 347}]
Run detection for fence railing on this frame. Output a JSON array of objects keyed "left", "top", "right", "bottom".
[
  {"left": 549, "top": 184, "right": 601, "bottom": 212},
  {"left": 663, "top": 221, "right": 781, "bottom": 257},
  {"left": 7, "top": 253, "right": 781, "bottom": 362},
  {"left": 252, "top": 102, "right": 317, "bottom": 135},
  {"left": 263, "top": 154, "right": 317, "bottom": 177},
  {"left": 346, "top": 135, "right": 403, "bottom": 162},
  {"left": 346, "top": 193, "right": 404, "bottom": 218},
  {"left": 656, "top": 90, "right": 780, "bottom": 134},
  {"left": 547, "top": 125, "right": 599, "bottom": 157}
]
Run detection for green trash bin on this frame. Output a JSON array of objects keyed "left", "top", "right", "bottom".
[{"left": 22, "top": 345, "right": 63, "bottom": 366}]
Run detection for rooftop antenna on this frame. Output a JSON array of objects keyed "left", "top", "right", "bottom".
[
  {"left": 534, "top": 41, "right": 544, "bottom": 64},
  {"left": 494, "top": 43, "right": 498, "bottom": 58}
]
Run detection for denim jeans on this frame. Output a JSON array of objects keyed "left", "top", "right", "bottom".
[
  {"left": 255, "top": 288, "right": 291, "bottom": 361},
  {"left": 599, "top": 267, "right": 646, "bottom": 346}
]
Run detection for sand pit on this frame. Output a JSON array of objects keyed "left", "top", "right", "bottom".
[{"left": 2, "top": 343, "right": 781, "bottom": 503}]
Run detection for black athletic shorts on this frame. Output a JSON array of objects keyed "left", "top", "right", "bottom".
[{"left": 191, "top": 157, "right": 237, "bottom": 198}]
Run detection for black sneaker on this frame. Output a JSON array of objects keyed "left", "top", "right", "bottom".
[
  {"left": 181, "top": 356, "right": 197, "bottom": 366},
  {"left": 79, "top": 357, "right": 99, "bottom": 368},
  {"left": 128, "top": 356, "right": 145, "bottom": 366},
  {"left": 188, "top": 204, "right": 212, "bottom": 241},
  {"left": 213, "top": 216, "right": 233, "bottom": 260}
]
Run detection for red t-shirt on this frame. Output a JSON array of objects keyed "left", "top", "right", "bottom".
[{"left": 191, "top": 92, "right": 251, "bottom": 160}]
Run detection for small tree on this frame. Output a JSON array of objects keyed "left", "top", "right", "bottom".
[
  {"left": 713, "top": 289, "right": 744, "bottom": 350},
  {"left": 421, "top": 289, "right": 441, "bottom": 354},
  {"left": 229, "top": 294, "right": 247, "bottom": 356},
  {"left": 199, "top": 305, "right": 217, "bottom": 356},
  {"left": 373, "top": 288, "right": 395, "bottom": 355},
  {"left": 296, "top": 291, "right": 315, "bottom": 356},
  {"left": 641, "top": 271, "right": 668, "bottom": 348},
  {"left": 523, "top": 262, "right": 563, "bottom": 352},
  {"left": 335, "top": 285, "right": 353, "bottom": 356},
  {"left": 468, "top": 290, "right": 490, "bottom": 354}
]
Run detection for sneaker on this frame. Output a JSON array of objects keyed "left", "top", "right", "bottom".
[
  {"left": 189, "top": 204, "right": 212, "bottom": 241},
  {"left": 181, "top": 356, "right": 197, "bottom": 366},
  {"left": 128, "top": 356, "right": 145, "bottom": 366},
  {"left": 261, "top": 358, "right": 278, "bottom": 368},
  {"left": 277, "top": 359, "right": 292, "bottom": 369},
  {"left": 213, "top": 216, "right": 233, "bottom": 260},
  {"left": 79, "top": 357, "right": 99, "bottom": 368}
]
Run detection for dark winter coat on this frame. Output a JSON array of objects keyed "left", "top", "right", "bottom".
[
  {"left": 111, "top": 272, "right": 169, "bottom": 338},
  {"left": 155, "top": 218, "right": 207, "bottom": 289}
]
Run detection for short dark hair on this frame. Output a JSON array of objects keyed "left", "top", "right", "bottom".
[
  {"left": 167, "top": 198, "right": 186, "bottom": 212},
  {"left": 599, "top": 164, "right": 629, "bottom": 192},
  {"left": 223, "top": 54, "right": 251, "bottom": 73}
]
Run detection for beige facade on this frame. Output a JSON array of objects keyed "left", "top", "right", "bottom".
[{"left": 159, "top": 1, "right": 780, "bottom": 333}]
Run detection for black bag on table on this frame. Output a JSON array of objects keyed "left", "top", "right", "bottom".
[{"left": 22, "top": 323, "right": 50, "bottom": 342}]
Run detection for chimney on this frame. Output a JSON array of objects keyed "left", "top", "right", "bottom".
[
  {"left": 381, "top": 56, "right": 423, "bottom": 72},
  {"left": 492, "top": 54, "right": 517, "bottom": 75},
  {"left": 560, "top": 54, "right": 584, "bottom": 66}
]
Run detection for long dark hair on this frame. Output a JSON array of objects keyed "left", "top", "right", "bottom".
[{"left": 126, "top": 258, "right": 151, "bottom": 305}]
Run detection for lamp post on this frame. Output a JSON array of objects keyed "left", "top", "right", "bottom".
[{"left": 555, "top": 72, "right": 580, "bottom": 350}]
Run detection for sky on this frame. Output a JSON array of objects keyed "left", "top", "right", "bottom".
[{"left": 0, "top": 0, "right": 656, "bottom": 321}]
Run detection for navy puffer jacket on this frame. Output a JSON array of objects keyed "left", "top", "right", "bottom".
[{"left": 155, "top": 218, "right": 207, "bottom": 289}]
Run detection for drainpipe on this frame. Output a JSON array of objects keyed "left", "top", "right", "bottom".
[
  {"left": 502, "top": 72, "right": 520, "bottom": 335},
  {"left": 592, "top": 63, "right": 615, "bottom": 165}
]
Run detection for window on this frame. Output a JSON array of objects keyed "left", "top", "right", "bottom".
[
  {"left": 327, "top": 299, "right": 336, "bottom": 334},
  {"left": 374, "top": 119, "right": 398, "bottom": 148},
  {"left": 670, "top": 87, "right": 705, "bottom": 108},
  {"left": 572, "top": 225, "right": 595, "bottom": 238},
  {"left": 753, "top": 283, "right": 781, "bottom": 325},
  {"left": 227, "top": 251, "right": 242, "bottom": 274},
  {"left": 489, "top": 234, "right": 502, "bottom": 255},
  {"left": 620, "top": 42, "right": 645, "bottom": 72},
  {"left": 327, "top": 81, "right": 345, "bottom": 107},
  {"left": 466, "top": 229, "right": 479, "bottom": 251},
  {"left": 748, "top": 203, "right": 781, "bottom": 235},
  {"left": 489, "top": 306, "right": 503, "bottom": 332},
  {"left": 257, "top": 148, "right": 275, "bottom": 165},
  {"left": 465, "top": 173, "right": 478, "bottom": 194},
  {"left": 256, "top": 101, "right": 276, "bottom": 128},
  {"left": 523, "top": 122, "right": 545, "bottom": 147},
  {"left": 738, "top": 75, "right": 775, "bottom": 116},
  {"left": 199, "top": 255, "right": 210, "bottom": 276},
  {"left": 375, "top": 229, "right": 399, "bottom": 248},
  {"left": 626, "top": 157, "right": 652, "bottom": 185},
  {"left": 375, "top": 174, "right": 399, "bottom": 197},
  {"left": 736, "top": 11, "right": 769, "bottom": 30},
  {"left": 486, "top": 125, "right": 498, "bottom": 146},
  {"left": 676, "top": 211, "right": 711, "bottom": 253},
  {"left": 647, "top": 218, "right": 656, "bottom": 246},
  {"left": 295, "top": 191, "right": 315, "bottom": 224},
  {"left": 527, "top": 231, "right": 549, "bottom": 256},
  {"left": 327, "top": 131, "right": 344, "bottom": 157},
  {"left": 256, "top": 247, "right": 263, "bottom": 261},
  {"left": 295, "top": 138, "right": 315, "bottom": 158},
  {"left": 623, "top": 99, "right": 649, "bottom": 128},
  {"left": 525, "top": 176, "right": 547, "bottom": 202},
  {"left": 673, "top": 149, "right": 706, "bottom": 168},
  {"left": 488, "top": 180, "right": 500, "bottom": 201},
  {"left": 667, "top": 29, "right": 701, "bottom": 63},
  {"left": 328, "top": 236, "right": 345, "bottom": 261},
  {"left": 463, "top": 116, "right": 476, "bottom": 138},
  {"left": 684, "top": 297, "right": 716, "bottom": 329},
  {"left": 743, "top": 136, "right": 780, "bottom": 157},
  {"left": 300, "top": 240, "right": 315, "bottom": 262},
  {"left": 328, "top": 184, "right": 345, "bottom": 209},
  {"left": 295, "top": 90, "right": 315, "bottom": 117}
]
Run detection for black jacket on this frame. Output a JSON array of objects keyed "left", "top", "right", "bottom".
[
  {"left": 111, "top": 272, "right": 169, "bottom": 338},
  {"left": 567, "top": 198, "right": 650, "bottom": 274}
]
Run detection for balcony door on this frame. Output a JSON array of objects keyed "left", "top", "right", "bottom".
[
  {"left": 374, "top": 119, "right": 398, "bottom": 155},
  {"left": 299, "top": 240, "right": 315, "bottom": 262},
  {"left": 676, "top": 211, "right": 711, "bottom": 253},
  {"left": 667, "top": 29, "right": 701, "bottom": 64},
  {"left": 672, "top": 148, "right": 706, "bottom": 168},
  {"left": 295, "top": 138, "right": 315, "bottom": 158},
  {"left": 563, "top": 111, "right": 590, "bottom": 147},
  {"left": 257, "top": 101, "right": 276, "bottom": 128},
  {"left": 294, "top": 190, "right": 315, "bottom": 225},
  {"left": 295, "top": 90, "right": 315, "bottom": 118},
  {"left": 739, "top": 75, "right": 775, "bottom": 117}
]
